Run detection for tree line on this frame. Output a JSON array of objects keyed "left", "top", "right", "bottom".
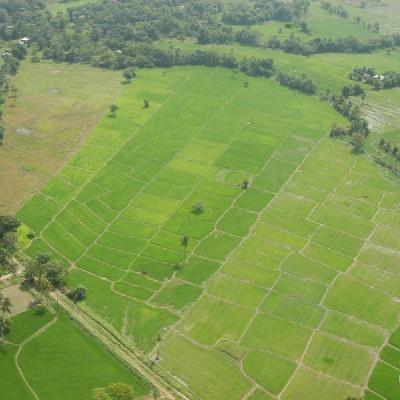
[
  {"left": 267, "top": 33, "right": 400, "bottom": 56},
  {"left": 321, "top": 1, "right": 348, "bottom": 18},
  {"left": 0, "top": 42, "right": 26, "bottom": 144},
  {"left": 1, "top": 0, "right": 398, "bottom": 73},
  {"left": 377, "top": 138, "right": 400, "bottom": 174},
  {"left": 0, "top": 0, "right": 307, "bottom": 59},
  {"left": 349, "top": 66, "right": 400, "bottom": 90},
  {"left": 321, "top": 1, "right": 380, "bottom": 33},
  {"left": 276, "top": 72, "right": 316, "bottom": 94},
  {"left": 222, "top": 0, "right": 310, "bottom": 25},
  {"left": 326, "top": 85, "right": 370, "bottom": 154}
]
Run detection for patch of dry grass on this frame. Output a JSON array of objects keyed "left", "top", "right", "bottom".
[{"left": 0, "top": 60, "right": 121, "bottom": 213}]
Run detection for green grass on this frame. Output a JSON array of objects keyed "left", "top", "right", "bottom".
[
  {"left": 320, "top": 312, "right": 386, "bottom": 349},
  {"left": 282, "top": 368, "right": 362, "bottom": 399},
  {"left": 324, "top": 275, "right": 400, "bottom": 330},
  {"left": 179, "top": 295, "right": 253, "bottom": 345},
  {"left": 15, "top": 63, "right": 400, "bottom": 399},
  {"left": 241, "top": 314, "right": 312, "bottom": 360},
  {"left": 6, "top": 307, "right": 54, "bottom": 344},
  {"left": 1, "top": 60, "right": 121, "bottom": 214},
  {"left": 0, "top": 345, "right": 35, "bottom": 400},
  {"left": 243, "top": 351, "right": 296, "bottom": 395},
  {"left": 19, "top": 313, "right": 149, "bottom": 400},
  {"left": 1, "top": 306, "right": 149, "bottom": 400},
  {"left": 303, "top": 332, "right": 375, "bottom": 385},
  {"left": 47, "top": 0, "right": 99, "bottom": 14},
  {"left": 159, "top": 333, "right": 252, "bottom": 400}
]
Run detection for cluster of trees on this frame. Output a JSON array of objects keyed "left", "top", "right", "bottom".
[
  {"left": 196, "top": 26, "right": 263, "bottom": 47},
  {"left": 355, "top": 17, "right": 380, "bottom": 33},
  {"left": 321, "top": 1, "right": 348, "bottom": 18},
  {"left": 0, "top": 0, "right": 303, "bottom": 61},
  {"left": 331, "top": 94, "right": 369, "bottom": 134},
  {"left": 92, "top": 383, "right": 136, "bottom": 400},
  {"left": 327, "top": 82, "right": 370, "bottom": 153},
  {"left": 0, "top": 42, "right": 26, "bottom": 144},
  {"left": 0, "top": 292, "right": 12, "bottom": 348},
  {"left": 24, "top": 252, "right": 87, "bottom": 303},
  {"left": 267, "top": 33, "right": 400, "bottom": 56},
  {"left": 298, "top": 21, "right": 312, "bottom": 35},
  {"left": 222, "top": 0, "right": 310, "bottom": 25},
  {"left": 341, "top": 83, "right": 365, "bottom": 98},
  {"left": 24, "top": 253, "right": 67, "bottom": 302},
  {"left": 0, "top": 215, "right": 20, "bottom": 276},
  {"left": 350, "top": 66, "right": 400, "bottom": 90},
  {"left": 276, "top": 72, "right": 316, "bottom": 94},
  {"left": 329, "top": 123, "right": 365, "bottom": 153},
  {"left": 378, "top": 138, "right": 400, "bottom": 172},
  {"left": 321, "top": 1, "right": 380, "bottom": 32}
]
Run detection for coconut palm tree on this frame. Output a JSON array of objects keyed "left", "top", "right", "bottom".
[
  {"left": 180, "top": 235, "right": 190, "bottom": 262},
  {"left": 378, "top": 138, "right": 385, "bottom": 158},
  {"left": 0, "top": 296, "right": 12, "bottom": 318},
  {"left": 0, "top": 317, "right": 11, "bottom": 348}
]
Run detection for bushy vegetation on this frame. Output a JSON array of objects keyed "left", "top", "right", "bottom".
[
  {"left": 267, "top": 33, "right": 400, "bottom": 56},
  {"left": 0, "top": 43, "right": 26, "bottom": 144},
  {"left": 222, "top": 0, "right": 310, "bottom": 25},
  {"left": 350, "top": 66, "right": 400, "bottom": 90},
  {"left": 0, "top": 215, "right": 20, "bottom": 275},
  {"left": 277, "top": 72, "right": 316, "bottom": 94},
  {"left": 321, "top": 1, "right": 349, "bottom": 19},
  {"left": 24, "top": 253, "right": 67, "bottom": 303},
  {"left": 377, "top": 138, "right": 400, "bottom": 173}
]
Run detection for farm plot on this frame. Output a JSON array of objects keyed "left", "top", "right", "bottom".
[
  {"left": 2, "top": 306, "right": 149, "bottom": 400},
  {"left": 0, "top": 60, "right": 121, "bottom": 214},
  {"left": 160, "top": 136, "right": 400, "bottom": 399},
  {"left": 17, "top": 66, "right": 400, "bottom": 399},
  {"left": 367, "top": 326, "right": 400, "bottom": 400},
  {"left": 251, "top": 1, "right": 378, "bottom": 42},
  {"left": 18, "top": 65, "right": 341, "bottom": 354}
]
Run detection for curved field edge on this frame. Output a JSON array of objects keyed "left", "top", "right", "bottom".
[{"left": 1, "top": 307, "right": 150, "bottom": 400}]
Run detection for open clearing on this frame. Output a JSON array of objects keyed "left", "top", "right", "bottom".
[
  {"left": 1, "top": 307, "right": 149, "bottom": 400},
  {"left": 0, "top": 60, "right": 121, "bottom": 214},
  {"left": 15, "top": 65, "right": 400, "bottom": 399}
]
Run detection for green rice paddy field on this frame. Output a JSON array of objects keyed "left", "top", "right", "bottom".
[
  {"left": 250, "top": 1, "right": 379, "bottom": 42},
  {"left": 1, "top": 307, "right": 149, "bottom": 400},
  {"left": 16, "top": 66, "right": 400, "bottom": 399}
]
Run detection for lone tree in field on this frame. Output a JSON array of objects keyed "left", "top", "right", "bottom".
[
  {"left": 192, "top": 201, "right": 204, "bottom": 215},
  {"left": 123, "top": 68, "right": 136, "bottom": 82},
  {"left": 241, "top": 179, "right": 249, "bottom": 189},
  {"left": 143, "top": 99, "right": 149, "bottom": 108},
  {"left": 93, "top": 383, "right": 135, "bottom": 400},
  {"left": 352, "top": 132, "right": 365, "bottom": 154},
  {"left": 38, "top": 275, "right": 52, "bottom": 304},
  {"left": 67, "top": 286, "right": 87, "bottom": 303},
  {"left": 378, "top": 138, "right": 385, "bottom": 157},
  {"left": 110, "top": 104, "right": 119, "bottom": 117},
  {"left": 180, "top": 235, "right": 190, "bottom": 261}
]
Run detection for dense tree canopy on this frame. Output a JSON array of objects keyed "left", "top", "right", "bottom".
[{"left": 0, "top": 215, "right": 20, "bottom": 275}]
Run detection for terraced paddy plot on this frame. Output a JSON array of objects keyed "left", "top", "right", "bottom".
[
  {"left": 17, "top": 66, "right": 400, "bottom": 399},
  {"left": 367, "top": 326, "right": 400, "bottom": 400}
]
